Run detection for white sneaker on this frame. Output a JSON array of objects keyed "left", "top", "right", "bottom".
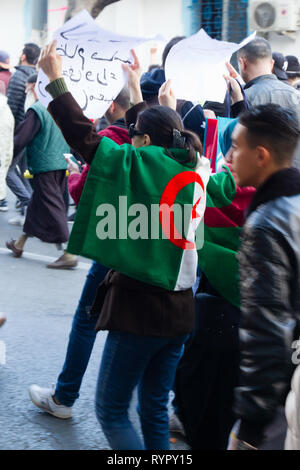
[
  {"left": 8, "top": 215, "right": 25, "bottom": 226},
  {"left": 169, "top": 412, "right": 186, "bottom": 437},
  {"left": 29, "top": 384, "right": 72, "bottom": 419}
]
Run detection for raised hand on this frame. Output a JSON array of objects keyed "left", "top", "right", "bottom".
[
  {"left": 158, "top": 79, "right": 176, "bottom": 110},
  {"left": 38, "top": 40, "right": 62, "bottom": 82},
  {"left": 223, "top": 74, "right": 243, "bottom": 104},
  {"left": 122, "top": 49, "right": 143, "bottom": 105},
  {"left": 225, "top": 61, "right": 239, "bottom": 79}
]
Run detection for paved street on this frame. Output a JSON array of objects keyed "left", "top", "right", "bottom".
[{"left": 0, "top": 190, "right": 188, "bottom": 451}]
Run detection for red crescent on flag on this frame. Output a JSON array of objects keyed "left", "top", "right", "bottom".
[{"left": 159, "top": 171, "right": 205, "bottom": 250}]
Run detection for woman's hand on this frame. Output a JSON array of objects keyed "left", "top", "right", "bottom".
[
  {"left": 158, "top": 80, "right": 176, "bottom": 110},
  {"left": 38, "top": 40, "right": 62, "bottom": 82},
  {"left": 122, "top": 49, "right": 143, "bottom": 105},
  {"left": 224, "top": 75, "right": 243, "bottom": 104}
]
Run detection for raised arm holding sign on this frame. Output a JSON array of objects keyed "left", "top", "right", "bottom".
[{"left": 37, "top": 10, "right": 163, "bottom": 119}]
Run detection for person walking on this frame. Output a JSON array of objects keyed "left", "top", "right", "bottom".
[
  {"left": 226, "top": 104, "right": 300, "bottom": 450},
  {"left": 6, "top": 43, "right": 40, "bottom": 218},
  {"left": 28, "top": 87, "right": 132, "bottom": 416},
  {"left": 32, "top": 42, "right": 209, "bottom": 450},
  {"left": 5, "top": 73, "right": 77, "bottom": 269}
]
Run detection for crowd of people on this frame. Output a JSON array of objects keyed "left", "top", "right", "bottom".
[{"left": 1, "top": 33, "right": 300, "bottom": 451}]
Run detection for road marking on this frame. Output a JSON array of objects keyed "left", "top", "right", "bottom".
[{"left": 0, "top": 248, "right": 91, "bottom": 271}]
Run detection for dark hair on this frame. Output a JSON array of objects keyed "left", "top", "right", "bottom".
[
  {"left": 239, "top": 104, "right": 300, "bottom": 164},
  {"left": 237, "top": 37, "right": 272, "bottom": 63},
  {"left": 162, "top": 36, "right": 185, "bottom": 69},
  {"left": 23, "top": 43, "right": 41, "bottom": 65},
  {"left": 27, "top": 73, "right": 38, "bottom": 84},
  {"left": 137, "top": 105, "right": 202, "bottom": 165},
  {"left": 114, "top": 86, "right": 130, "bottom": 110}
]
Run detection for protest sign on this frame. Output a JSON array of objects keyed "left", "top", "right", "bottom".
[
  {"left": 165, "top": 29, "right": 256, "bottom": 104},
  {"left": 37, "top": 10, "right": 163, "bottom": 119}
]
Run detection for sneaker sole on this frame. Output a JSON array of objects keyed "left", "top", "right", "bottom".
[
  {"left": 28, "top": 390, "right": 72, "bottom": 419},
  {"left": 46, "top": 264, "right": 78, "bottom": 270},
  {"left": 0, "top": 208, "right": 8, "bottom": 212}
]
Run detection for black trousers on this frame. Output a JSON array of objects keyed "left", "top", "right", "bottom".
[{"left": 174, "top": 293, "right": 240, "bottom": 450}]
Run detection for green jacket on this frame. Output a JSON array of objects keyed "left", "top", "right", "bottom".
[{"left": 26, "top": 101, "right": 69, "bottom": 174}]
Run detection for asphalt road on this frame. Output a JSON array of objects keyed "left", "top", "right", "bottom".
[{"left": 0, "top": 189, "right": 188, "bottom": 451}]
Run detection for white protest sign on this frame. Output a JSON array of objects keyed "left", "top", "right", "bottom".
[
  {"left": 37, "top": 10, "right": 163, "bottom": 119},
  {"left": 165, "top": 30, "right": 256, "bottom": 104}
]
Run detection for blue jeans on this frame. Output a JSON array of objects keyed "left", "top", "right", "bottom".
[
  {"left": 55, "top": 261, "right": 109, "bottom": 406},
  {"left": 6, "top": 150, "right": 32, "bottom": 207},
  {"left": 95, "top": 330, "right": 188, "bottom": 450}
]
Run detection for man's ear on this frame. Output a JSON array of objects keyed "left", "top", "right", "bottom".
[
  {"left": 256, "top": 146, "right": 272, "bottom": 167},
  {"left": 238, "top": 56, "right": 245, "bottom": 71},
  {"left": 109, "top": 102, "right": 116, "bottom": 114}
]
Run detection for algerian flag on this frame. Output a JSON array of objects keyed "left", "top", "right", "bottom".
[
  {"left": 67, "top": 137, "right": 210, "bottom": 291},
  {"left": 198, "top": 168, "right": 255, "bottom": 307}
]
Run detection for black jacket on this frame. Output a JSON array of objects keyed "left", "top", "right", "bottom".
[
  {"left": 7, "top": 65, "right": 36, "bottom": 125},
  {"left": 235, "top": 168, "right": 300, "bottom": 445}
]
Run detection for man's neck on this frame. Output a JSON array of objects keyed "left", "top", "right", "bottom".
[
  {"left": 20, "top": 60, "right": 34, "bottom": 67},
  {"left": 244, "top": 64, "right": 273, "bottom": 84},
  {"left": 254, "top": 164, "right": 291, "bottom": 189},
  {"left": 107, "top": 111, "right": 125, "bottom": 126}
]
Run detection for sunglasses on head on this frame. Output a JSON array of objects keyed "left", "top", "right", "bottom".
[{"left": 129, "top": 123, "right": 144, "bottom": 139}]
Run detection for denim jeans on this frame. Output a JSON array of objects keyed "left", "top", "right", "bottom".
[
  {"left": 95, "top": 330, "right": 188, "bottom": 450},
  {"left": 55, "top": 261, "right": 109, "bottom": 406},
  {"left": 6, "top": 150, "right": 32, "bottom": 207}
]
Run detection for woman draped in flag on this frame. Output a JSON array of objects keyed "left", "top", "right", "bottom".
[{"left": 37, "top": 41, "right": 210, "bottom": 450}]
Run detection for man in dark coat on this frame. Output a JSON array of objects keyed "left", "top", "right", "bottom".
[
  {"left": 6, "top": 43, "right": 40, "bottom": 219},
  {"left": 227, "top": 104, "right": 300, "bottom": 450}
]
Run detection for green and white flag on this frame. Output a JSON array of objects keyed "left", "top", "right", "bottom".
[{"left": 67, "top": 137, "right": 210, "bottom": 291}]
